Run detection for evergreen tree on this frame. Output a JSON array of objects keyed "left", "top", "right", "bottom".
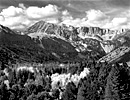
[
  {"left": 27, "top": 93, "right": 38, "bottom": 100},
  {"left": 62, "top": 82, "right": 77, "bottom": 100},
  {"left": 0, "top": 82, "right": 8, "bottom": 100},
  {"left": 77, "top": 76, "right": 99, "bottom": 100},
  {"left": 104, "top": 63, "right": 123, "bottom": 100},
  {"left": 77, "top": 82, "right": 86, "bottom": 100},
  {"left": 52, "top": 89, "right": 60, "bottom": 99},
  {"left": 97, "top": 62, "right": 111, "bottom": 99}
]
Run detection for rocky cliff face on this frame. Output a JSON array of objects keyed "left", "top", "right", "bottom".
[
  {"left": 0, "top": 24, "right": 79, "bottom": 65},
  {"left": 77, "top": 27, "right": 110, "bottom": 36},
  {"left": 25, "top": 21, "right": 78, "bottom": 42},
  {"left": 25, "top": 21, "right": 105, "bottom": 54},
  {"left": 0, "top": 20, "right": 129, "bottom": 65},
  {"left": 98, "top": 30, "right": 130, "bottom": 63},
  {"left": 26, "top": 21, "right": 130, "bottom": 63},
  {"left": 26, "top": 21, "right": 128, "bottom": 40},
  {"left": 24, "top": 20, "right": 130, "bottom": 55}
]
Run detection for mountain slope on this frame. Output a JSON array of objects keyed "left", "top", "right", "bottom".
[
  {"left": 98, "top": 30, "right": 130, "bottom": 63},
  {"left": 0, "top": 24, "right": 79, "bottom": 67},
  {"left": 25, "top": 21, "right": 108, "bottom": 55},
  {"left": 25, "top": 20, "right": 130, "bottom": 60},
  {"left": 0, "top": 20, "right": 129, "bottom": 66}
]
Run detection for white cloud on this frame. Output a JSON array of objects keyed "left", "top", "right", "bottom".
[
  {"left": 85, "top": 9, "right": 110, "bottom": 28},
  {"left": 18, "top": 3, "right": 26, "bottom": 10},
  {"left": 61, "top": 9, "right": 109, "bottom": 27},
  {"left": 61, "top": 9, "right": 130, "bottom": 30},
  {"left": 46, "top": 18, "right": 59, "bottom": 24},
  {"left": 102, "top": 9, "right": 130, "bottom": 30},
  {"left": 102, "top": 22, "right": 113, "bottom": 29},
  {"left": 0, "top": 15, "right": 4, "bottom": 21},
  {"left": 0, "top": 4, "right": 62, "bottom": 29},
  {"left": 61, "top": 17, "right": 83, "bottom": 27},
  {"left": 1, "top": 5, "right": 110, "bottom": 29},
  {"left": 26, "top": 4, "right": 59, "bottom": 19},
  {"left": 0, "top": 4, "right": 130, "bottom": 30},
  {"left": 112, "top": 17, "right": 127, "bottom": 26},
  {"left": 86, "top": 9, "right": 108, "bottom": 21},
  {"left": 0, "top": 15, "right": 30, "bottom": 28},
  {"left": 102, "top": 17, "right": 129, "bottom": 30},
  {"left": 11, "top": 25, "right": 25, "bottom": 30},
  {"left": 1, "top": 6, "right": 23, "bottom": 17},
  {"left": 62, "top": 10, "right": 70, "bottom": 16}
]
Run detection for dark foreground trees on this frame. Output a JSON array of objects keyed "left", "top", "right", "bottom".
[
  {"left": 0, "top": 61, "right": 130, "bottom": 100},
  {"left": 104, "top": 63, "right": 130, "bottom": 100}
]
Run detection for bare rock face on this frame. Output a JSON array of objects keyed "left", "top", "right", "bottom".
[
  {"left": 25, "top": 20, "right": 129, "bottom": 58},
  {"left": 98, "top": 46, "right": 130, "bottom": 63},
  {"left": 0, "top": 20, "right": 129, "bottom": 65},
  {"left": 26, "top": 21, "right": 78, "bottom": 41},
  {"left": 0, "top": 24, "right": 78, "bottom": 65},
  {"left": 26, "top": 21, "right": 106, "bottom": 54},
  {"left": 77, "top": 27, "right": 111, "bottom": 36},
  {"left": 26, "top": 20, "right": 127, "bottom": 41},
  {"left": 98, "top": 30, "right": 130, "bottom": 63}
]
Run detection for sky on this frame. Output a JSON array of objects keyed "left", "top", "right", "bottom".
[{"left": 0, "top": 0, "right": 130, "bottom": 30}]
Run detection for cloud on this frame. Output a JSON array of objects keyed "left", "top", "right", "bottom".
[
  {"left": 1, "top": 6, "right": 23, "bottom": 17},
  {"left": 61, "top": 9, "right": 130, "bottom": 30},
  {"left": 86, "top": 9, "right": 108, "bottom": 21},
  {"left": 46, "top": 18, "right": 59, "bottom": 24},
  {"left": 0, "top": 15, "right": 5, "bottom": 21},
  {"left": 61, "top": 9, "right": 109, "bottom": 27},
  {"left": 107, "top": 0, "right": 130, "bottom": 8},
  {"left": 0, "top": 3, "right": 130, "bottom": 30},
  {"left": 0, "top": 4, "right": 64, "bottom": 29},
  {"left": 85, "top": 9, "right": 110, "bottom": 27},
  {"left": 102, "top": 17, "right": 129, "bottom": 30},
  {"left": 18, "top": 3, "right": 26, "bottom": 10},
  {"left": 0, "top": 15, "right": 32, "bottom": 29},
  {"left": 61, "top": 10, "right": 86, "bottom": 27},
  {"left": 61, "top": 17, "right": 86, "bottom": 27},
  {"left": 85, "top": 9, "right": 130, "bottom": 30},
  {"left": 86, "top": 9, "right": 108, "bottom": 22},
  {"left": 112, "top": 17, "right": 127, "bottom": 26},
  {"left": 62, "top": 10, "right": 70, "bottom": 16},
  {"left": 121, "top": 10, "right": 130, "bottom": 18},
  {"left": 26, "top": 4, "right": 59, "bottom": 19}
]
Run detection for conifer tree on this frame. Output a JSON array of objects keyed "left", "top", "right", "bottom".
[{"left": 104, "top": 63, "right": 122, "bottom": 100}]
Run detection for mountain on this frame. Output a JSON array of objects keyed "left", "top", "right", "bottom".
[
  {"left": 0, "top": 20, "right": 129, "bottom": 67},
  {"left": 98, "top": 30, "right": 130, "bottom": 63},
  {"left": 25, "top": 21, "right": 78, "bottom": 42},
  {"left": 26, "top": 20, "right": 127, "bottom": 39},
  {"left": 0, "top": 24, "right": 82, "bottom": 69},
  {"left": 25, "top": 20, "right": 130, "bottom": 64},
  {"left": 25, "top": 21, "right": 107, "bottom": 59},
  {"left": 25, "top": 20, "right": 130, "bottom": 59},
  {"left": 25, "top": 21, "right": 109, "bottom": 55}
]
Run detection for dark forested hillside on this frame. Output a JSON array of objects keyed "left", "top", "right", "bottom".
[{"left": 0, "top": 24, "right": 81, "bottom": 68}]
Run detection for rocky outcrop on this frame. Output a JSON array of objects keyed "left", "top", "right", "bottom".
[
  {"left": 26, "top": 21, "right": 78, "bottom": 41},
  {"left": 98, "top": 46, "right": 130, "bottom": 63},
  {"left": 0, "top": 24, "right": 79, "bottom": 64},
  {"left": 77, "top": 27, "right": 111, "bottom": 36},
  {"left": 98, "top": 30, "right": 130, "bottom": 63},
  {"left": 26, "top": 20, "right": 128, "bottom": 41},
  {"left": 25, "top": 21, "right": 129, "bottom": 55}
]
